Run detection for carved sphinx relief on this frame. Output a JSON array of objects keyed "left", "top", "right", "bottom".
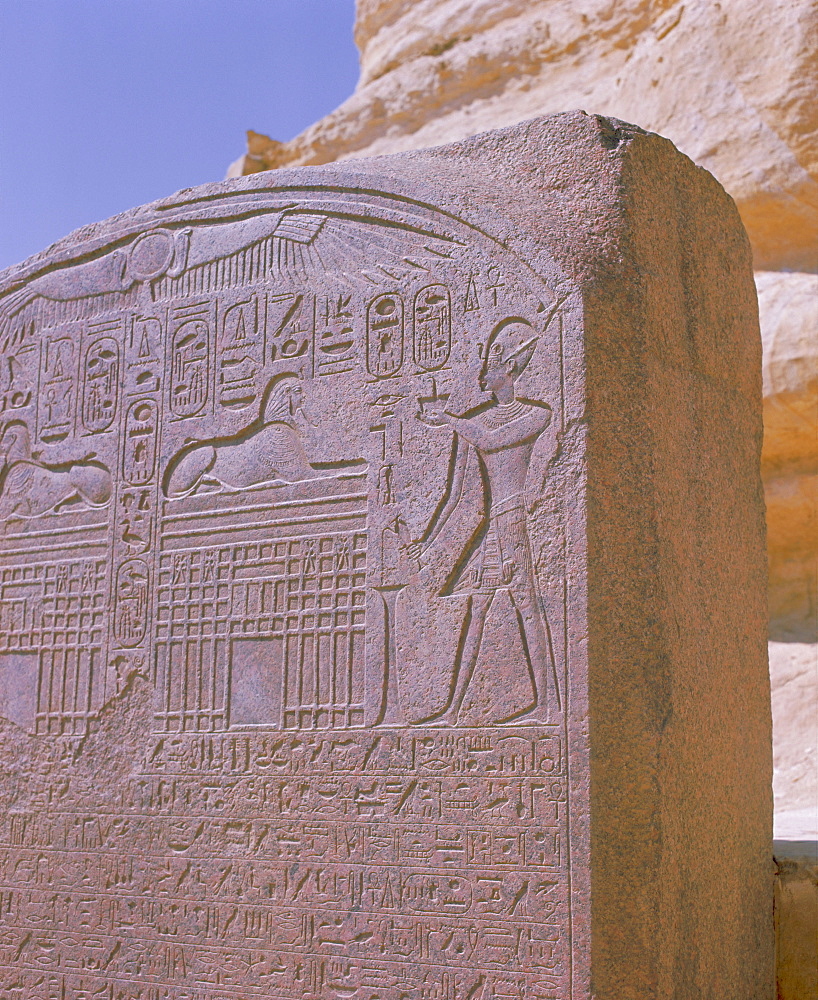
[{"left": 0, "top": 185, "right": 579, "bottom": 999}]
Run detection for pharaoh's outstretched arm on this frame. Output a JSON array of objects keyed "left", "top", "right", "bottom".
[
  {"left": 445, "top": 404, "right": 553, "bottom": 452},
  {"left": 421, "top": 436, "right": 470, "bottom": 548}
]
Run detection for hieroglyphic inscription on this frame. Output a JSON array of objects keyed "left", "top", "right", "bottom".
[
  {"left": 37, "top": 332, "right": 77, "bottom": 442},
  {"left": 219, "top": 296, "right": 263, "bottom": 410},
  {"left": 367, "top": 293, "right": 405, "bottom": 378},
  {"left": 0, "top": 730, "right": 568, "bottom": 998},
  {"left": 0, "top": 185, "right": 576, "bottom": 998}
]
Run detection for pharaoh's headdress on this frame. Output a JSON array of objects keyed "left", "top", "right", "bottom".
[{"left": 484, "top": 317, "right": 538, "bottom": 377}]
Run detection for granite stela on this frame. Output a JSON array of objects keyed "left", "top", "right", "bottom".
[{"left": 0, "top": 114, "right": 774, "bottom": 999}]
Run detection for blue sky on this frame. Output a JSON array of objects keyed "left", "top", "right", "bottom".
[{"left": 0, "top": 0, "right": 359, "bottom": 270}]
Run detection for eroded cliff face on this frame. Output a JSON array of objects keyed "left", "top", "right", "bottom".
[
  {"left": 228, "top": 0, "right": 817, "bottom": 835},
  {"left": 759, "top": 272, "right": 818, "bottom": 641},
  {"left": 232, "top": 0, "right": 818, "bottom": 274}
]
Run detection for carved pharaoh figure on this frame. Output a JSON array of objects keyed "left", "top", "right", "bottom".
[{"left": 411, "top": 318, "right": 560, "bottom": 725}]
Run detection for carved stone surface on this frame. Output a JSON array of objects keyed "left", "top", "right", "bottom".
[
  {"left": 0, "top": 113, "right": 773, "bottom": 999},
  {"left": 231, "top": 0, "right": 818, "bottom": 850}
]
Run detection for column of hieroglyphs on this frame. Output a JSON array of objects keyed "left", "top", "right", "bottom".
[{"left": 229, "top": 0, "right": 818, "bottom": 847}]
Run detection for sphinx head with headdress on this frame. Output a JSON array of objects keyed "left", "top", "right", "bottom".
[
  {"left": 259, "top": 371, "right": 310, "bottom": 426},
  {"left": 0, "top": 421, "right": 32, "bottom": 470}
]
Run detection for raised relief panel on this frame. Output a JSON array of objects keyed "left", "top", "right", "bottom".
[
  {"left": 0, "top": 116, "right": 771, "bottom": 1000},
  {"left": 0, "top": 176, "right": 573, "bottom": 995}
]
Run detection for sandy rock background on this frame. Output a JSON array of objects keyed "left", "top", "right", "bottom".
[{"left": 229, "top": 0, "right": 817, "bottom": 838}]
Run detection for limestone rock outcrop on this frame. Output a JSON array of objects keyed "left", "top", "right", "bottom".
[
  {"left": 770, "top": 642, "right": 818, "bottom": 839},
  {"left": 758, "top": 271, "right": 818, "bottom": 646}
]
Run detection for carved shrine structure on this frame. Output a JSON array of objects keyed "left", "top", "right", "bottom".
[{"left": 0, "top": 114, "right": 774, "bottom": 999}]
